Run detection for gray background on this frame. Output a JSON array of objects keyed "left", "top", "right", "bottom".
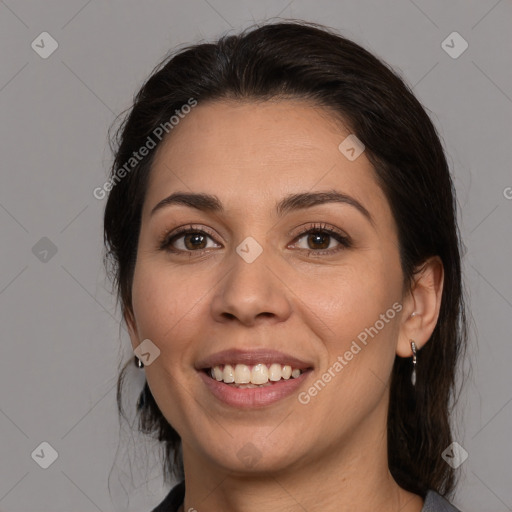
[{"left": 1, "top": 1, "right": 511, "bottom": 511}]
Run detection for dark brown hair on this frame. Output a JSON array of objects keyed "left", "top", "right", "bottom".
[{"left": 104, "top": 20, "right": 467, "bottom": 498}]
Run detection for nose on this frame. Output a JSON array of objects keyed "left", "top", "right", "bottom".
[{"left": 210, "top": 245, "right": 292, "bottom": 327}]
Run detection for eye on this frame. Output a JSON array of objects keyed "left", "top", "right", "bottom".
[
  {"left": 159, "top": 222, "right": 351, "bottom": 257},
  {"left": 289, "top": 222, "right": 352, "bottom": 256},
  {"left": 159, "top": 224, "right": 221, "bottom": 254}
]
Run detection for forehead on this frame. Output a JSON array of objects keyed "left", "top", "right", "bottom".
[{"left": 144, "top": 99, "right": 389, "bottom": 221}]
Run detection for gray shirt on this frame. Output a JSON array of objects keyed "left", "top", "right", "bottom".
[{"left": 151, "top": 482, "right": 463, "bottom": 511}]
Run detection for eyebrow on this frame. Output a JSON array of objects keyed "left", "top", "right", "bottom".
[{"left": 150, "top": 190, "right": 374, "bottom": 226}]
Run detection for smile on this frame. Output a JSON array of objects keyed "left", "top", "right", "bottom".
[
  {"left": 208, "top": 363, "right": 304, "bottom": 387},
  {"left": 196, "top": 348, "right": 313, "bottom": 408}
]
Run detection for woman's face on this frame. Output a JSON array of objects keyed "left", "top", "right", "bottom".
[{"left": 128, "top": 99, "right": 409, "bottom": 474}]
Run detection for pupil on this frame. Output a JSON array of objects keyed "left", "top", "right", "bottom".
[
  {"left": 309, "top": 233, "right": 328, "bottom": 249},
  {"left": 186, "top": 233, "right": 206, "bottom": 250}
]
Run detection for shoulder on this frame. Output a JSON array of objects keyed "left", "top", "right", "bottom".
[
  {"left": 422, "top": 489, "right": 463, "bottom": 512},
  {"left": 151, "top": 480, "right": 185, "bottom": 512}
]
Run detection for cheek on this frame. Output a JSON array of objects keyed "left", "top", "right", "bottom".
[
  {"left": 129, "top": 261, "right": 203, "bottom": 426},
  {"left": 131, "top": 260, "right": 192, "bottom": 340},
  {"left": 130, "top": 258, "right": 220, "bottom": 365},
  {"left": 293, "top": 265, "right": 401, "bottom": 437},
  {"left": 296, "top": 252, "right": 403, "bottom": 391},
  {"left": 296, "top": 254, "right": 401, "bottom": 337}
]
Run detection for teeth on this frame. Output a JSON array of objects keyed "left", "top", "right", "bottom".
[
  {"left": 268, "top": 363, "right": 282, "bottom": 381},
  {"left": 208, "top": 363, "right": 304, "bottom": 385},
  {"left": 222, "top": 364, "right": 235, "bottom": 383},
  {"left": 251, "top": 364, "right": 268, "bottom": 385},
  {"left": 234, "top": 364, "right": 251, "bottom": 384},
  {"left": 213, "top": 366, "right": 223, "bottom": 381},
  {"left": 281, "top": 365, "right": 292, "bottom": 379}
]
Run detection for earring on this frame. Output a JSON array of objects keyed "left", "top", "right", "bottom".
[
  {"left": 134, "top": 355, "right": 144, "bottom": 369},
  {"left": 410, "top": 340, "right": 417, "bottom": 386}
]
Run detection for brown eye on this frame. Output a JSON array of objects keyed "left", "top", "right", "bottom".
[
  {"left": 182, "top": 232, "right": 208, "bottom": 250},
  {"left": 290, "top": 223, "right": 352, "bottom": 255},
  {"left": 159, "top": 226, "right": 221, "bottom": 254},
  {"left": 305, "top": 232, "right": 331, "bottom": 250}
]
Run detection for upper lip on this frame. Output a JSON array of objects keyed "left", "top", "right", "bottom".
[{"left": 195, "top": 349, "right": 313, "bottom": 370}]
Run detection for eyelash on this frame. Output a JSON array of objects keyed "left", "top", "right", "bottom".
[{"left": 158, "top": 222, "right": 352, "bottom": 257}]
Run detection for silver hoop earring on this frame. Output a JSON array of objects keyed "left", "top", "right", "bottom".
[
  {"left": 134, "top": 355, "right": 144, "bottom": 369},
  {"left": 410, "top": 340, "right": 417, "bottom": 386}
]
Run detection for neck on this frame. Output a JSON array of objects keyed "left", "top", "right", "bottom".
[{"left": 179, "top": 400, "right": 424, "bottom": 512}]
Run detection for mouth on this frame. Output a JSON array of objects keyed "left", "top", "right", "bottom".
[
  {"left": 203, "top": 363, "right": 308, "bottom": 388},
  {"left": 196, "top": 349, "right": 314, "bottom": 408}
]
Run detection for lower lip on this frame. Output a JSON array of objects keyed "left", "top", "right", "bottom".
[{"left": 198, "top": 370, "right": 311, "bottom": 408}]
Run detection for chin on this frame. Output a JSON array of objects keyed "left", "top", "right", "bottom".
[{"left": 198, "top": 433, "right": 306, "bottom": 475}]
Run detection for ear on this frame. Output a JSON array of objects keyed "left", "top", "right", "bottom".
[{"left": 396, "top": 256, "right": 444, "bottom": 358}]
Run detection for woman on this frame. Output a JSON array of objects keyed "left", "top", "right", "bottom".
[{"left": 104, "top": 21, "right": 467, "bottom": 512}]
